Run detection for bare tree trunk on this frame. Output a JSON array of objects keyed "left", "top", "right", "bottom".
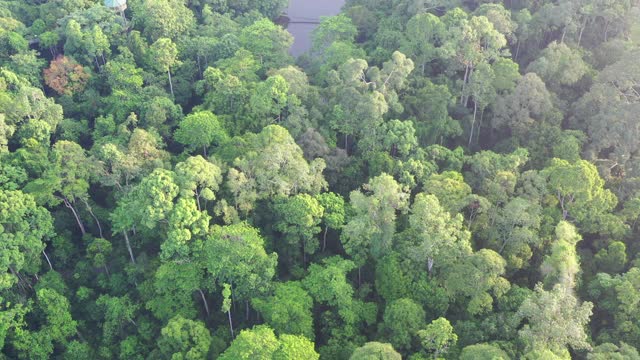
[
  {"left": 468, "top": 101, "right": 478, "bottom": 148},
  {"left": 42, "top": 250, "right": 53, "bottom": 271},
  {"left": 120, "top": 10, "right": 127, "bottom": 26},
  {"left": 10, "top": 267, "right": 32, "bottom": 290},
  {"left": 76, "top": 330, "right": 86, "bottom": 342},
  {"left": 227, "top": 310, "right": 234, "bottom": 338},
  {"left": 195, "top": 190, "right": 202, "bottom": 211},
  {"left": 558, "top": 192, "right": 568, "bottom": 220},
  {"left": 198, "top": 289, "right": 210, "bottom": 316},
  {"left": 83, "top": 199, "right": 103, "bottom": 238},
  {"left": 499, "top": 237, "right": 510, "bottom": 254},
  {"left": 461, "top": 64, "right": 470, "bottom": 104},
  {"left": 302, "top": 240, "right": 306, "bottom": 267},
  {"left": 246, "top": 300, "right": 250, "bottom": 321},
  {"left": 478, "top": 107, "right": 486, "bottom": 147},
  {"left": 168, "top": 69, "right": 174, "bottom": 98},
  {"left": 322, "top": 226, "right": 329, "bottom": 252},
  {"left": 64, "top": 198, "right": 86, "bottom": 236},
  {"left": 464, "top": 67, "right": 474, "bottom": 107},
  {"left": 123, "top": 231, "right": 136, "bottom": 264},
  {"left": 577, "top": 17, "right": 588, "bottom": 46}
]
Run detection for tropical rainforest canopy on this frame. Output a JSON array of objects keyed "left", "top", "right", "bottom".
[{"left": 1, "top": 0, "right": 640, "bottom": 359}]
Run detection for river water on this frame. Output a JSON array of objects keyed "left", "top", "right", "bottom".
[{"left": 286, "top": 0, "right": 346, "bottom": 57}]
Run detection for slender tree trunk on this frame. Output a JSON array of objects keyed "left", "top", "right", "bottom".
[
  {"left": 231, "top": 288, "right": 236, "bottom": 312},
  {"left": 302, "top": 240, "right": 306, "bottom": 267},
  {"left": 464, "top": 67, "right": 474, "bottom": 107},
  {"left": 195, "top": 191, "right": 202, "bottom": 211},
  {"left": 83, "top": 199, "right": 103, "bottom": 238},
  {"left": 468, "top": 101, "right": 477, "bottom": 148},
  {"left": 123, "top": 231, "right": 136, "bottom": 264},
  {"left": 64, "top": 198, "right": 86, "bottom": 236},
  {"left": 461, "top": 64, "right": 470, "bottom": 104},
  {"left": 322, "top": 226, "right": 329, "bottom": 252},
  {"left": 10, "top": 267, "right": 32, "bottom": 290},
  {"left": 515, "top": 41, "right": 521, "bottom": 61},
  {"left": 577, "top": 17, "right": 588, "bottom": 46},
  {"left": 478, "top": 107, "right": 486, "bottom": 147},
  {"left": 558, "top": 192, "right": 568, "bottom": 220},
  {"left": 167, "top": 69, "right": 174, "bottom": 98},
  {"left": 76, "top": 330, "right": 86, "bottom": 342},
  {"left": 499, "top": 234, "right": 510, "bottom": 253},
  {"left": 227, "top": 309, "right": 234, "bottom": 338},
  {"left": 42, "top": 250, "right": 53, "bottom": 271},
  {"left": 246, "top": 300, "right": 250, "bottom": 321},
  {"left": 198, "top": 289, "right": 210, "bottom": 316}
]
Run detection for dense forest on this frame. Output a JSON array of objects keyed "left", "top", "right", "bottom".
[{"left": 1, "top": 0, "right": 640, "bottom": 358}]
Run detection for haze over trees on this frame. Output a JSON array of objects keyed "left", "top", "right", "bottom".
[{"left": 1, "top": 0, "right": 640, "bottom": 358}]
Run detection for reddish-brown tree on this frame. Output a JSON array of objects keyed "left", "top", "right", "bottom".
[{"left": 43, "top": 56, "right": 90, "bottom": 96}]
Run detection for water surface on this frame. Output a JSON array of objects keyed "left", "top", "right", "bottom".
[{"left": 286, "top": 0, "right": 346, "bottom": 56}]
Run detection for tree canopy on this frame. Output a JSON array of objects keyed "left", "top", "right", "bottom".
[{"left": 1, "top": 0, "right": 639, "bottom": 358}]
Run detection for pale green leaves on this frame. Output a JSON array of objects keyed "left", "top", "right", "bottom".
[
  {"left": 418, "top": 317, "right": 458, "bottom": 358},
  {"left": 402, "top": 193, "right": 472, "bottom": 272},
  {"left": 0, "top": 189, "right": 53, "bottom": 289},
  {"left": 205, "top": 223, "right": 277, "bottom": 301},
  {"left": 517, "top": 284, "right": 593, "bottom": 354},
  {"left": 218, "top": 325, "right": 319, "bottom": 360},
  {"left": 342, "top": 174, "right": 409, "bottom": 264},
  {"left": 150, "top": 38, "right": 179, "bottom": 73},
  {"left": 158, "top": 316, "right": 212, "bottom": 360}
]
